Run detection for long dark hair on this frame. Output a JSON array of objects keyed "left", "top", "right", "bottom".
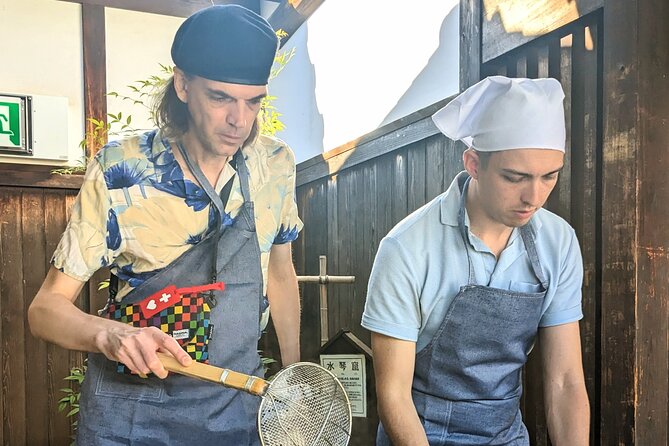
[{"left": 154, "top": 74, "right": 262, "bottom": 146}]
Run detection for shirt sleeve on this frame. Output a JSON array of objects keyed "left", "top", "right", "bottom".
[
  {"left": 539, "top": 230, "right": 584, "bottom": 327},
  {"left": 51, "top": 158, "right": 115, "bottom": 282},
  {"left": 361, "top": 236, "right": 422, "bottom": 342},
  {"left": 272, "top": 144, "right": 303, "bottom": 244}
]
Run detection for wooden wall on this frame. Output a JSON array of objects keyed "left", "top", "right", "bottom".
[
  {"left": 0, "top": 174, "right": 107, "bottom": 446},
  {"left": 291, "top": 1, "right": 669, "bottom": 444}
]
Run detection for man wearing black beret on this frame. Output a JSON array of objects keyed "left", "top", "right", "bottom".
[{"left": 29, "top": 5, "right": 302, "bottom": 444}]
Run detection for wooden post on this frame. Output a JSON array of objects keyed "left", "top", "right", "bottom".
[{"left": 297, "top": 255, "right": 355, "bottom": 346}]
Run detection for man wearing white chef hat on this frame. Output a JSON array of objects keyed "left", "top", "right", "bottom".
[{"left": 362, "top": 76, "right": 590, "bottom": 445}]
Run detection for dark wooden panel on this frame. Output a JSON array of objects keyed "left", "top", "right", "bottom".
[
  {"left": 334, "top": 169, "right": 355, "bottom": 337},
  {"left": 43, "top": 191, "right": 74, "bottom": 445},
  {"left": 299, "top": 180, "right": 328, "bottom": 362},
  {"left": 0, "top": 190, "right": 26, "bottom": 446},
  {"left": 59, "top": 0, "right": 256, "bottom": 17},
  {"left": 297, "top": 115, "right": 442, "bottom": 188},
  {"left": 635, "top": 0, "right": 669, "bottom": 442},
  {"left": 268, "top": 0, "right": 325, "bottom": 48},
  {"left": 407, "top": 140, "right": 427, "bottom": 213},
  {"left": 0, "top": 164, "right": 83, "bottom": 190},
  {"left": 569, "top": 20, "right": 601, "bottom": 445},
  {"left": 460, "top": 0, "right": 482, "bottom": 89},
  {"left": 22, "top": 191, "right": 50, "bottom": 445},
  {"left": 425, "top": 135, "right": 446, "bottom": 202},
  {"left": 82, "top": 4, "right": 108, "bottom": 158},
  {"left": 482, "top": 0, "right": 603, "bottom": 62},
  {"left": 600, "top": 0, "right": 638, "bottom": 443}
]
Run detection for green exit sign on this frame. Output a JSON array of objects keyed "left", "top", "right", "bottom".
[{"left": 0, "top": 94, "right": 32, "bottom": 155}]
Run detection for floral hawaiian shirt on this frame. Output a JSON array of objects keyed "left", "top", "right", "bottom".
[{"left": 52, "top": 129, "right": 303, "bottom": 304}]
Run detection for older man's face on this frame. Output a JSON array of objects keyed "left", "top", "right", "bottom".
[{"left": 176, "top": 71, "right": 267, "bottom": 157}]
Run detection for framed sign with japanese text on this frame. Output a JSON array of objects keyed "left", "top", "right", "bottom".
[{"left": 319, "top": 353, "right": 367, "bottom": 417}]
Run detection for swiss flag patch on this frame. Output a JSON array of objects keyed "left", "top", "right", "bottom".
[{"left": 139, "top": 285, "right": 180, "bottom": 319}]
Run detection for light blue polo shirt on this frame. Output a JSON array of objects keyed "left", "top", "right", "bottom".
[{"left": 361, "top": 171, "right": 584, "bottom": 353}]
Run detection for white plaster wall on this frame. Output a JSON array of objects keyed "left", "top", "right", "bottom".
[
  {"left": 270, "top": 0, "right": 461, "bottom": 163},
  {"left": 0, "top": 0, "right": 84, "bottom": 166},
  {"left": 105, "top": 8, "right": 184, "bottom": 139}
]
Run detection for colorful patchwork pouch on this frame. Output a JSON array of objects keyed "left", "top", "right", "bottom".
[{"left": 105, "top": 282, "right": 224, "bottom": 374}]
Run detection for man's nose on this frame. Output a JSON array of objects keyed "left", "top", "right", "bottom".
[
  {"left": 522, "top": 181, "right": 543, "bottom": 206},
  {"left": 226, "top": 101, "right": 245, "bottom": 127}
]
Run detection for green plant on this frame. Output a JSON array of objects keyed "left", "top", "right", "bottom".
[
  {"left": 57, "top": 362, "right": 87, "bottom": 444},
  {"left": 53, "top": 33, "right": 292, "bottom": 176}
]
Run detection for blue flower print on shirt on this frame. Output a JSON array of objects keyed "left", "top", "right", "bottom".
[
  {"left": 103, "top": 158, "right": 151, "bottom": 190},
  {"left": 106, "top": 209, "right": 122, "bottom": 250},
  {"left": 273, "top": 224, "right": 299, "bottom": 244},
  {"left": 187, "top": 232, "right": 204, "bottom": 245},
  {"left": 151, "top": 178, "right": 210, "bottom": 211},
  {"left": 114, "top": 264, "right": 161, "bottom": 289}
]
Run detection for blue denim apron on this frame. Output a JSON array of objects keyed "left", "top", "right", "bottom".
[
  {"left": 77, "top": 147, "right": 265, "bottom": 445},
  {"left": 378, "top": 176, "right": 548, "bottom": 445}
]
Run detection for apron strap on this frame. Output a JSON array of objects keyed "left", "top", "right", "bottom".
[
  {"left": 456, "top": 174, "right": 547, "bottom": 288},
  {"left": 457, "top": 176, "right": 477, "bottom": 285},
  {"left": 519, "top": 225, "right": 549, "bottom": 289}
]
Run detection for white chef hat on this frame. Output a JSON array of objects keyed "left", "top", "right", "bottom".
[{"left": 432, "top": 76, "right": 566, "bottom": 152}]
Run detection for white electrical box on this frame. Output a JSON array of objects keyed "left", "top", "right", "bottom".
[{"left": 0, "top": 93, "right": 69, "bottom": 162}]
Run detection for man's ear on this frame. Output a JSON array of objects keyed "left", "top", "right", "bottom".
[
  {"left": 462, "top": 148, "right": 481, "bottom": 179},
  {"left": 173, "top": 68, "right": 189, "bottom": 103}
]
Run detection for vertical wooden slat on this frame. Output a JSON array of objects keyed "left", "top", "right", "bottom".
[
  {"left": 338, "top": 171, "right": 355, "bottom": 335},
  {"left": 391, "top": 151, "right": 408, "bottom": 228},
  {"left": 43, "top": 190, "right": 73, "bottom": 445},
  {"left": 545, "top": 33, "right": 572, "bottom": 220},
  {"left": 536, "top": 45, "right": 550, "bottom": 78},
  {"left": 460, "top": 0, "right": 482, "bottom": 90},
  {"left": 0, "top": 190, "right": 26, "bottom": 446},
  {"left": 600, "top": 0, "right": 638, "bottom": 443},
  {"left": 350, "top": 167, "right": 367, "bottom": 340},
  {"left": 635, "top": 0, "right": 669, "bottom": 442},
  {"left": 570, "top": 19, "right": 601, "bottom": 445},
  {"left": 425, "top": 136, "right": 445, "bottom": 202},
  {"left": 358, "top": 163, "right": 378, "bottom": 347},
  {"left": 516, "top": 55, "right": 528, "bottom": 78},
  {"left": 82, "top": 4, "right": 107, "bottom": 157},
  {"left": 407, "top": 141, "right": 427, "bottom": 213},
  {"left": 22, "top": 191, "right": 49, "bottom": 445}
]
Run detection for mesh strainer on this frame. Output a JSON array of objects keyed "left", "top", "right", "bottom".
[{"left": 158, "top": 353, "right": 352, "bottom": 445}]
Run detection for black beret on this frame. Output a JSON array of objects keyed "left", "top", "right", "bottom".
[{"left": 171, "top": 5, "right": 278, "bottom": 86}]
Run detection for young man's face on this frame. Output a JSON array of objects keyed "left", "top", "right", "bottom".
[
  {"left": 175, "top": 71, "right": 267, "bottom": 157},
  {"left": 471, "top": 149, "right": 564, "bottom": 228}
]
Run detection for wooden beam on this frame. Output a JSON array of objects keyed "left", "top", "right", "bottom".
[
  {"left": 635, "top": 0, "right": 669, "bottom": 442},
  {"left": 267, "top": 0, "right": 325, "bottom": 48},
  {"left": 0, "top": 165, "right": 83, "bottom": 190},
  {"left": 600, "top": 0, "right": 638, "bottom": 443},
  {"left": 58, "top": 0, "right": 260, "bottom": 17},
  {"left": 82, "top": 4, "right": 107, "bottom": 157},
  {"left": 482, "top": 0, "right": 603, "bottom": 63}
]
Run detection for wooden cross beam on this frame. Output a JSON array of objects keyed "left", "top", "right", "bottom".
[{"left": 298, "top": 255, "right": 355, "bottom": 346}]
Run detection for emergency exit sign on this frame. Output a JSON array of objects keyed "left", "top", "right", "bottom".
[{"left": 0, "top": 94, "right": 31, "bottom": 155}]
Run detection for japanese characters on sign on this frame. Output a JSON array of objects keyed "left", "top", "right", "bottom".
[{"left": 320, "top": 354, "right": 367, "bottom": 417}]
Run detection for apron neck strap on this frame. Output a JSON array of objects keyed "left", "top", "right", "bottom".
[
  {"left": 176, "top": 141, "right": 253, "bottom": 216},
  {"left": 456, "top": 175, "right": 547, "bottom": 287}
]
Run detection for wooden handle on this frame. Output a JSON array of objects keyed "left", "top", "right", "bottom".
[{"left": 157, "top": 353, "right": 269, "bottom": 396}]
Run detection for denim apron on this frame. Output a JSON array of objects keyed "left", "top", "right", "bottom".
[
  {"left": 77, "top": 146, "right": 265, "bottom": 445},
  {"left": 378, "top": 176, "right": 548, "bottom": 445}
]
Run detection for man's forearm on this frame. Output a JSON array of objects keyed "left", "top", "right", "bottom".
[
  {"left": 546, "top": 381, "right": 590, "bottom": 445},
  {"left": 378, "top": 396, "right": 429, "bottom": 446},
  {"left": 266, "top": 273, "right": 300, "bottom": 365}
]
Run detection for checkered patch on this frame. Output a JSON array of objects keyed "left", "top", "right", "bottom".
[{"left": 106, "top": 293, "right": 212, "bottom": 374}]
